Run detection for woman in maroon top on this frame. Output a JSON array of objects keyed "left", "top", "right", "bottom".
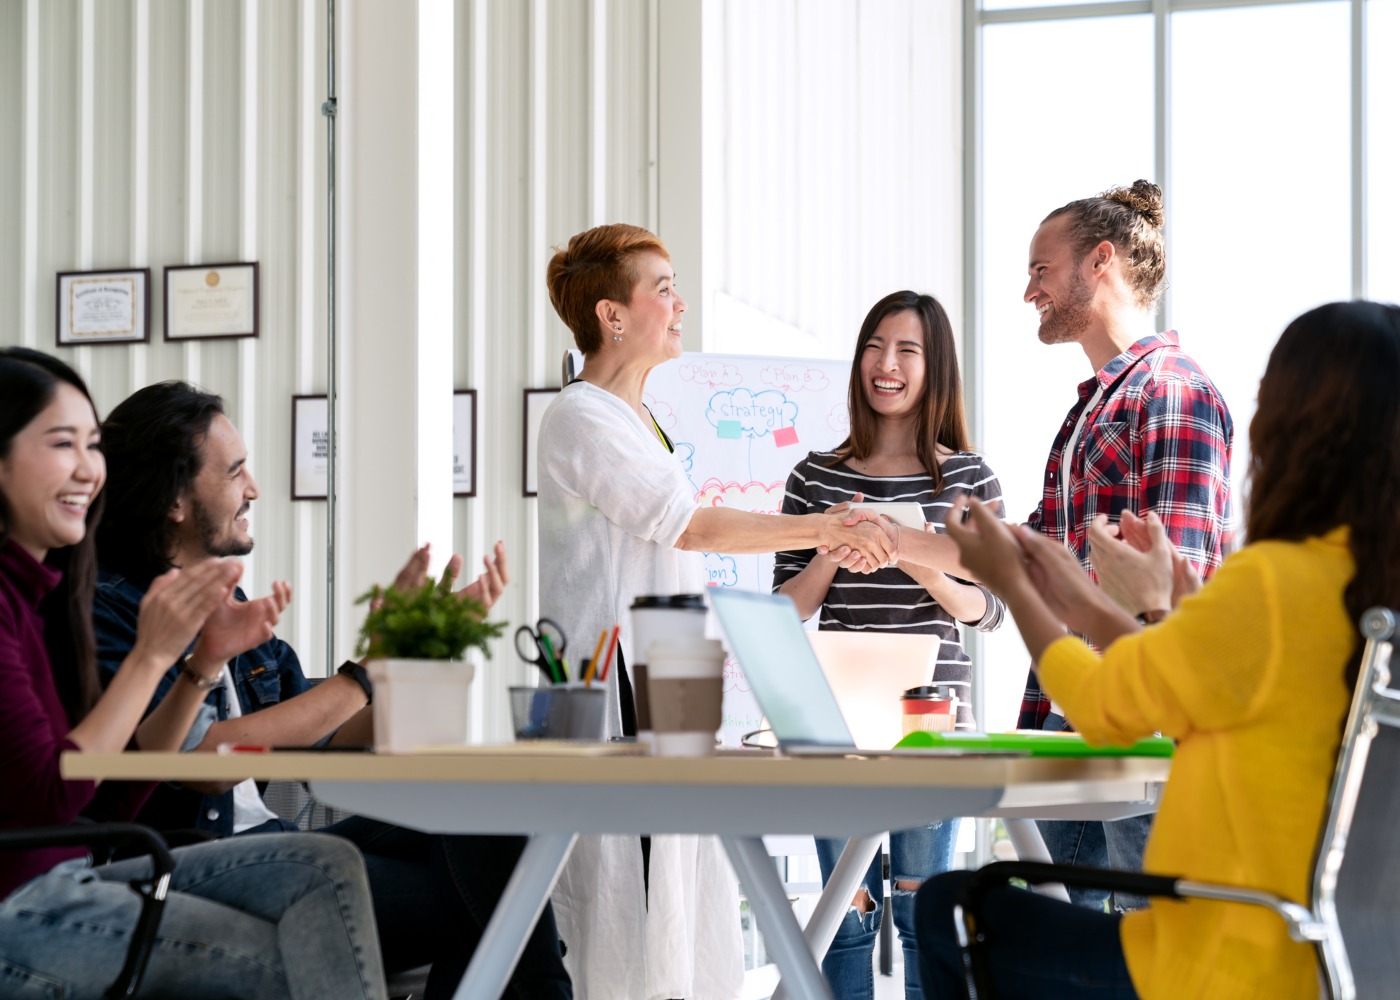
[{"left": 0, "top": 348, "right": 387, "bottom": 999}]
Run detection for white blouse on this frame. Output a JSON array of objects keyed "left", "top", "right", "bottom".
[{"left": 536, "top": 379, "right": 744, "bottom": 1000}]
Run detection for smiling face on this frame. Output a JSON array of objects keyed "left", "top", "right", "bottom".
[
  {"left": 858, "top": 309, "right": 927, "bottom": 422},
  {"left": 173, "top": 413, "right": 258, "bottom": 561},
  {"left": 617, "top": 252, "right": 686, "bottom": 365},
  {"left": 0, "top": 382, "right": 105, "bottom": 561},
  {"left": 1024, "top": 215, "right": 1095, "bottom": 346}
]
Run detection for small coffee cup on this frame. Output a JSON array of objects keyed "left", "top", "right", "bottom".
[
  {"left": 645, "top": 637, "right": 726, "bottom": 756},
  {"left": 630, "top": 594, "right": 707, "bottom": 746}
]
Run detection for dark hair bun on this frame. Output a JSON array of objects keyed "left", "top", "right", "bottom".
[{"left": 1105, "top": 179, "right": 1164, "bottom": 229}]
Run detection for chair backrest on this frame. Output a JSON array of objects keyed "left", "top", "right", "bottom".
[{"left": 1313, "top": 607, "right": 1400, "bottom": 1000}]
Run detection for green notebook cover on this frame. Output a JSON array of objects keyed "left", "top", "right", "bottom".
[{"left": 895, "top": 730, "right": 1174, "bottom": 758}]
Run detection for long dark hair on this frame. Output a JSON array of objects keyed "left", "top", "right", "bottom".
[
  {"left": 0, "top": 348, "right": 107, "bottom": 723},
  {"left": 831, "top": 291, "right": 971, "bottom": 492},
  {"left": 1246, "top": 301, "right": 1400, "bottom": 688},
  {"left": 97, "top": 381, "right": 225, "bottom": 585}
]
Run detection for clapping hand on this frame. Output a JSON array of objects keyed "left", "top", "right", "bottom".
[
  {"left": 192, "top": 577, "right": 292, "bottom": 667},
  {"left": 1086, "top": 511, "right": 1182, "bottom": 617},
  {"left": 133, "top": 560, "right": 243, "bottom": 668},
  {"left": 386, "top": 541, "right": 510, "bottom": 615}
]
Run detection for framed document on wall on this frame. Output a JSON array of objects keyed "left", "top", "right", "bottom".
[
  {"left": 454, "top": 390, "right": 477, "bottom": 497},
  {"left": 291, "top": 395, "right": 329, "bottom": 500},
  {"left": 522, "top": 388, "right": 560, "bottom": 497},
  {"left": 55, "top": 268, "right": 150, "bottom": 345},
  {"left": 164, "top": 262, "right": 259, "bottom": 341}
]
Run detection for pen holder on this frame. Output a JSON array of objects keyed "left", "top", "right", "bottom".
[{"left": 509, "top": 683, "right": 608, "bottom": 741}]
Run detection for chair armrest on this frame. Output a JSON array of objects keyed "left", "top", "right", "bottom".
[
  {"left": 0, "top": 823, "right": 175, "bottom": 883},
  {"left": 959, "top": 861, "right": 1324, "bottom": 942}
]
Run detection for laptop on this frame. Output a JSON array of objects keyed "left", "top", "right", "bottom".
[{"left": 708, "top": 587, "right": 1017, "bottom": 757}]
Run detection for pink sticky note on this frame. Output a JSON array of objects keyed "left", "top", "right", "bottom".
[{"left": 773, "top": 425, "right": 799, "bottom": 448}]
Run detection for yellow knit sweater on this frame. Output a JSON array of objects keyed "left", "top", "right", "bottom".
[{"left": 1039, "top": 528, "right": 1354, "bottom": 1000}]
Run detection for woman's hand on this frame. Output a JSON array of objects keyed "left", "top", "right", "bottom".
[
  {"left": 1086, "top": 511, "right": 1174, "bottom": 617},
  {"left": 823, "top": 503, "right": 894, "bottom": 573},
  {"left": 131, "top": 560, "right": 244, "bottom": 670},
  {"left": 815, "top": 493, "right": 865, "bottom": 570},
  {"left": 943, "top": 498, "right": 1028, "bottom": 594},
  {"left": 190, "top": 580, "right": 292, "bottom": 670},
  {"left": 1017, "top": 527, "right": 1104, "bottom": 636}
]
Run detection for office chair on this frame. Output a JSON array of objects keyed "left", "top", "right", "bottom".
[
  {"left": 0, "top": 822, "right": 175, "bottom": 1000},
  {"left": 954, "top": 606, "right": 1399, "bottom": 1000}
]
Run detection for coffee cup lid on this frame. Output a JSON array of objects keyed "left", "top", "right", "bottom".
[
  {"left": 901, "top": 685, "right": 947, "bottom": 701},
  {"left": 631, "top": 594, "right": 707, "bottom": 611}
]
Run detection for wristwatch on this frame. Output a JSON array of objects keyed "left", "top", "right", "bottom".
[
  {"left": 337, "top": 660, "right": 374, "bottom": 703},
  {"left": 1135, "top": 608, "right": 1169, "bottom": 626},
  {"left": 179, "top": 653, "right": 221, "bottom": 691}
]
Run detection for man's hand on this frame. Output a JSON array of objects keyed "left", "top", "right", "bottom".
[
  {"left": 449, "top": 540, "right": 510, "bottom": 613},
  {"left": 825, "top": 503, "right": 895, "bottom": 573},
  {"left": 382, "top": 541, "right": 509, "bottom": 616},
  {"left": 815, "top": 493, "right": 866, "bottom": 571},
  {"left": 191, "top": 580, "right": 292, "bottom": 669}
]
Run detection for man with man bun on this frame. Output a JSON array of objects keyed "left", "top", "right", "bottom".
[{"left": 1018, "top": 180, "right": 1233, "bottom": 909}]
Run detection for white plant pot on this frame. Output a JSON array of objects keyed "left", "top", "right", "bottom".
[{"left": 365, "top": 658, "right": 476, "bottom": 753}]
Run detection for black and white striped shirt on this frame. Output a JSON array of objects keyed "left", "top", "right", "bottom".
[{"left": 773, "top": 451, "right": 1007, "bottom": 728}]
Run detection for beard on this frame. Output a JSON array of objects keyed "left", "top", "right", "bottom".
[
  {"left": 194, "top": 499, "right": 255, "bottom": 557},
  {"left": 1037, "top": 267, "right": 1094, "bottom": 346}
]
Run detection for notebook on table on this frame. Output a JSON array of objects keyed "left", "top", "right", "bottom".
[{"left": 708, "top": 587, "right": 1174, "bottom": 760}]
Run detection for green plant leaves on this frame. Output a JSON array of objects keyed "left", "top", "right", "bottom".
[{"left": 354, "top": 574, "right": 507, "bottom": 661}]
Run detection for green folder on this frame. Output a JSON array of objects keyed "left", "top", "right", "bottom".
[{"left": 895, "top": 730, "right": 1174, "bottom": 758}]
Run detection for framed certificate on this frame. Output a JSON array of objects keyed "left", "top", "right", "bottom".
[
  {"left": 454, "top": 390, "right": 477, "bottom": 497},
  {"left": 55, "top": 268, "right": 150, "bottom": 346},
  {"left": 522, "top": 388, "right": 560, "bottom": 497},
  {"left": 291, "top": 395, "right": 329, "bottom": 501},
  {"left": 164, "top": 262, "right": 259, "bottom": 341}
]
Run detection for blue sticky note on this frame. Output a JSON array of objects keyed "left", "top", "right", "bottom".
[{"left": 717, "top": 420, "right": 742, "bottom": 439}]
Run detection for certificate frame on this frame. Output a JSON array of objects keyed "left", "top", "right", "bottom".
[
  {"left": 522, "top": 388, "right": 560, "bottom": 497},
  {"left": 453, "top": 389, "right": 477, "bottom": 498},
  {"left": 163, "top": 261, "right": 260, "bottom": 341},
  {"left": 291, "top": 394, "right": 329, "bottom": 501},
  {"left": 55, "top": 268, "right": 151, "bottom": 346}
]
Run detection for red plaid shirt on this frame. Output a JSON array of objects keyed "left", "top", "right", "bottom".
[{"left": 1018, "top": 331, "right": 1234, "bottom": 729}]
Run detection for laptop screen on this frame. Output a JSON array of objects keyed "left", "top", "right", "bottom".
[{"left": 708, "top": 588, "right": 855, "bottom": 747}]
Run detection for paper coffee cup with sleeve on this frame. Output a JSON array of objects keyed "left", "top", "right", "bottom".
[
  {"left": 629, "top": 594, "right": 707, "bottom": 746},
  {"left": 645, "top": 637, "right": 726, "bottom": 756}
]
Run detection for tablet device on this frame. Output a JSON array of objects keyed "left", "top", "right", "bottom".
[{"left": 847, "top": 501, "right": 927, "bottom": 530}]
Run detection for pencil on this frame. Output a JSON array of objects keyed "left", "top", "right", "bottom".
[
  {"left": 599, "top": 625, "right": 621, "bottom": 682},
  {"left": 584, "top": 628, "right": 608, "bottom": 686}
]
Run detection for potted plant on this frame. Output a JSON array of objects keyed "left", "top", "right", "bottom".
[{"left": 355, "top": 574, "right": 506, "bottom": 752}]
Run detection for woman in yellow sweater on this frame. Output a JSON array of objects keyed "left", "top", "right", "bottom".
[{"left": 914, "top": 299, "right": 1400, "bottom": 999}]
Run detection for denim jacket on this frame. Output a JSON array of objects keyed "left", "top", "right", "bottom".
[{"left": 92, "top": 567, "right": 313, "bottom": 836}]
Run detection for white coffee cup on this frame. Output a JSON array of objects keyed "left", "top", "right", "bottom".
[
  {"left": 629, "top": 594, "right": 707, "bottom": 745},
  {"left": 646, "top": 637, "right": 726, "bottom": 756}
]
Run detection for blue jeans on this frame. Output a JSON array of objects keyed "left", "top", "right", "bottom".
[
  {"left": 0, "top": 832, "right": 385, "bottom": 999},
  {"left": 244, "top": 816, "right": 572, "bottom": 1000},
  {"left": 915, "top": 869, "right": 1138, "bottom": 998},
  {"left": 1036, "top": 713, "right": 1152, "bottom": 911},
  {"left": 815, "top": 822, "right": 957, "bottom": 1000}
]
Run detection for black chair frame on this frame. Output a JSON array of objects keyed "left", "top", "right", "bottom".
[{"left": 0, "top": 822, "right": 175, "bottom": 1000}]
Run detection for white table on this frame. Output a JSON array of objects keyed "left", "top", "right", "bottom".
[{"left": 63, "top": 748, "right": 1167, "bottom": 1000}]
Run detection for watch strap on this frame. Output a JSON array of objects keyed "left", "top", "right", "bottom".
[
  {"left": 337, "top": 660, "right": 374, "bottom": 703},
  {"left": 179, "top": 654, "right": 221, "bottom": 691}
]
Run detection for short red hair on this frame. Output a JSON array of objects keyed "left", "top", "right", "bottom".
[{"left": 546, "top": 224, "right": 670, "bottom": 354}]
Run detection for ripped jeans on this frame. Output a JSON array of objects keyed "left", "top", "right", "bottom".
[{"left": 814, "top": 821, "right": 958, "bottom": 1000}]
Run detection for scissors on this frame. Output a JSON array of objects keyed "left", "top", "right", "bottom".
[{"left": 515, "top": 618, "right": 568, "bottom": 683}]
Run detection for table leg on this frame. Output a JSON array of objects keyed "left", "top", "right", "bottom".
[
  {"left": 452, "top": 832, "right": 578, "bottom": 1000},
  {"left": 770, "top": 832, "right": 883, "bottom": 1000},
  {"left": 722, "top": 836, "right": 835, "bottom": 1000},
  {"left": 1003, "top": 818, "right": 1071, "bottom": 903}
]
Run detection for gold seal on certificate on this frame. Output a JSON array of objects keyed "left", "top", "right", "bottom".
[
  {"left": 55, "top": 268, "right": 151, "bottom": 346},
  {"left": 164, "top": 261, "right": 260, "bottom": 341}
]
